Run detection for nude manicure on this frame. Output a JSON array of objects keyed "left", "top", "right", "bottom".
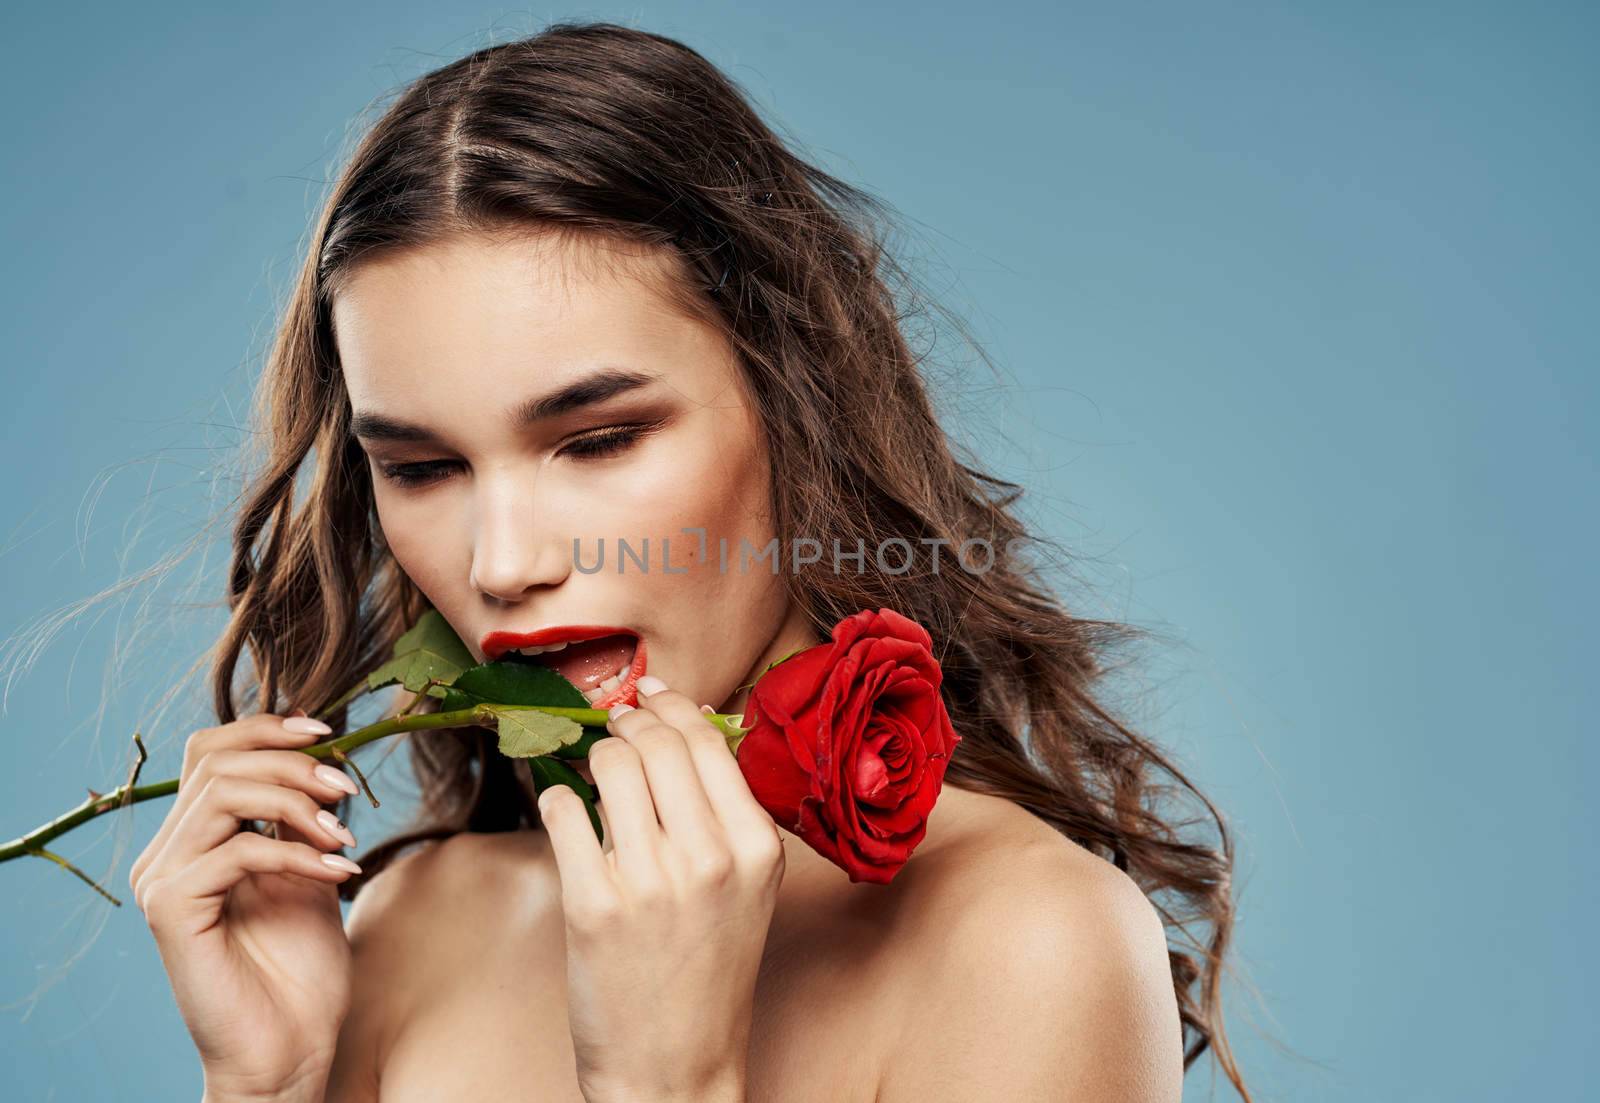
[
  {"left": 321, "top": 853, "right": 362, "bottom": 874},
  {"left": 314, "top": 764, "right": 360, "bottom": 795},
  {"left": 316, "top": 809, "right": 357, "bottom": 848}
]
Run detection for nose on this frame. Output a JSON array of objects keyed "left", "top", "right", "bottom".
[{"left": 469, "top": 473, "right": 569, "bottom": 604}]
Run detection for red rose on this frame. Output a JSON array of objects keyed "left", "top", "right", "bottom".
[{"left": 735, "top": 608, "right": 962, "bottom": 885}]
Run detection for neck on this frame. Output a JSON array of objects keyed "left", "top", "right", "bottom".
[{"left": 717, "top": 600, "right": 823, "bottom": 720}]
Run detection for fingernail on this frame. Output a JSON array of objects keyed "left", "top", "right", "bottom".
[
  {"left": 636, "top": 674, "right": 668, "bottom": 696},
  {"left": 283, "top": 715, "right": 333, "bottom": 735},
  {"left": 316, "top": 809, "right": 357, "bottom": 847},
  {"left": 607, "top": 702, "right": 635, "bottom": 720},
  {"left": 321, "top": 853, "right": 362, "bottom": 874},
  {"left": 699, "top": 704, "right": 715, "bottom": 715},
  {"left": 314, "top": 764, "right": 360, "bottom": 795}
]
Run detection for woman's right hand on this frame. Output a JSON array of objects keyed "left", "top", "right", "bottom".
[{"left": 129, "top": 711, "right": 364, "bottom": 1102}]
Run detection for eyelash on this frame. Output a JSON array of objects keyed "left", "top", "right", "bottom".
[{"left": 377, "top": 424, "right": 656, "bottom": 489}]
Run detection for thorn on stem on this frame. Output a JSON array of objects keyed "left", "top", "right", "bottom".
[
  {"left": 125, "top": 732, "right": 149, "bottom": 792},
  {"left": 330, "top": 745, "right": 381, "bottom": 809}
]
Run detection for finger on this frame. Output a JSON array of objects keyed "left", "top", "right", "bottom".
[
  {"left": 144, "top": 832, "right": 359, "bottom": 929},
  {"left": 272, "top": 708, "right": 356, "bottom": 849},
  {"left": 180, "top": 712, "right": 334, "bottom": 788},
  {"left": 134, "top": 713, "right": 331, "bottom": 887},
  {"left": 136, "top": 744, "right": 357, "bottom": 892},
  {"left": 220, "top": 749, "right": 359, "bottom": 848},
  {"left": 537, "top": 784, "right": 619, "bottom": 921},
  {"left": 147, "top": 775, "right": 354, "bottom": 891},
  {"left": 632, "top": 680, "right": 781, "bottom": 846},
  {"left": 188, "top": 748, "right": 361, "bottom": 806},
  {"left": 605, "top": 707, "right": 724, "bottom": 855},
  {"left": 584, "top": 735, "right": 666, "bottom": 888}
]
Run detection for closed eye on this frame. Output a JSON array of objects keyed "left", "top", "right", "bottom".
[{"left": 375, "top": 421, "right": 662, "bottom": 489}]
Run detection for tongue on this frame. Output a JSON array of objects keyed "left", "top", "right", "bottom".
[{"left": 539, "top": 635, "right": 636, "bottom": 691}]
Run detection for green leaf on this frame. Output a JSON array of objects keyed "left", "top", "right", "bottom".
[
  {"left": 488, "top": 706, "right": 585, "bottom": 758},
  {"left": 551, "top": 726, "right": 612, "bottom": 760},
  {"left": 365, "top": 610, "right": 476, "bottom": 695},
  {"left": 431, "top": 661, "right": 608, "bottom": 760},
  {"left": 525, "top": 757, "right": 605, "bottom": 846},
  {"left": 435, "top": 660, "right": 590, "bottom": 714}
]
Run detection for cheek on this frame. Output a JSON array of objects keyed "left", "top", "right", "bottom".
[
  {"left": 563, "top": 420, "right": 772, "bottom": 562},
  {"left": 371, "top": 489, "right": 460, "bottom": 598}
]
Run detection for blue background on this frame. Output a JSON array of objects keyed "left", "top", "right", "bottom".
[{"left": 1, "top": 3, "right": 1592, "bottom": 1100}]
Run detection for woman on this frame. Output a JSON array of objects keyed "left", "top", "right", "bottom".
[{"left": 128, "top": 21, "right": 1251, "bottom": 1103}]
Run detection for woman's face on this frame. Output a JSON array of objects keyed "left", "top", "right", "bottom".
[{"left": 333, "top": 230, "right": 813, "bottom": 717}]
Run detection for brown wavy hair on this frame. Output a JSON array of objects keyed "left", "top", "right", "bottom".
[{"left": 212, "top": 20, "right": 1252, "bottom": 1099}]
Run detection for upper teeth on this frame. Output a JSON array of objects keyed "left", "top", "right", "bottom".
[{"left": 508, "top": 642, "right": 570, "bottom": 656}]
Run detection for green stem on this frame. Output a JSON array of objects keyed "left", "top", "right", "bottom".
[{"left": 0, "top": 699, "right": 751, "bottom": 903}]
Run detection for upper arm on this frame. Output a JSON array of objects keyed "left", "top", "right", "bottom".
[
  {"left": 880, "top": 848, "right": 1185, "bottom": 1103},
  {"left": 322, "top": 842, "right": 440, "bottom": 1102}
]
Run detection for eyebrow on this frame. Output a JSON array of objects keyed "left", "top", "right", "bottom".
[{"left": 349, "top": 366, "right": 659, "bottom": 442}]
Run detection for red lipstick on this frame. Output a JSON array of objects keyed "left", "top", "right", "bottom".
[
  {"left": 481, "top": 624, "right": 637, "bottom": 661},
  {"left": 480, "top": 625, "right": 647, "bottom": 709}
]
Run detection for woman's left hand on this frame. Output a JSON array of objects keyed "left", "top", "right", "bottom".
[{"left": 537, "top": 675, "right": 786, "bottom": 1103}]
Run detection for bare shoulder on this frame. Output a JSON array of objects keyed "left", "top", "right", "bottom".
[
  {"left": 324, "top": 830, "right": 560, "bottom": 1099},
  {"left": 880, "top": 796, "right": 1185, "bottom": 1102},
  {"left": 344, "top": 828, "right": 560, "bottom": 966},
  {"left": 350, "top": 826, "right": 556, "bottom": 909}
]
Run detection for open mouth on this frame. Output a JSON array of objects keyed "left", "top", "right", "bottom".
[{"left": 500, "top": 632, "right": 646, "bottom": 708}]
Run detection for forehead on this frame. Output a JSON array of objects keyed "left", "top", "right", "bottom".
[{"left": 330, "top": 231, "right": 726, "bottom": 404}]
